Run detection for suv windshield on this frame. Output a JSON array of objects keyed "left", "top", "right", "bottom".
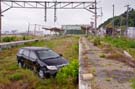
[{"left": 37, "top": 50, "right": 59, "bottom": 60}]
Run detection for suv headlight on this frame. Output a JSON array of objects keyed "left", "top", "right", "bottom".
[{"left": 47, "top": 66, "right": 57, "bottom": 70}]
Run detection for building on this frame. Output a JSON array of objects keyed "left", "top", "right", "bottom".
[
  {"left": 62, "top": 25, "right": 90, "bottom": 35},
  {"left": 127, "top": 27, "right": 135, "bottom": 38}
]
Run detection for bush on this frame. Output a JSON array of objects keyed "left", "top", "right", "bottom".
[
  {"left": 93, "top": 37, "right": 101, "bottom": 46},
  {"left": 2, "top": 36, "right": 16, "bottom": 42},
  {"left": 131, "top": 79, "right": 135, "bottom": 89},
  {"left": 129, "top": 41, "right": 135, "bottom": 48},
  {"left": 100, "top": 54, "right": 106, "bottom": 58},
  {"left": 9, "top": 73, "right": 23, "bottom": 81},
  {"left": 56, "top": 60, "right": 79, "bottom": 84},
  {"left": 22, "top": 36, "right": 26, "bottom": 40}
]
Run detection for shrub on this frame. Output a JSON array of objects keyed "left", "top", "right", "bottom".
[
  {"left": 129, "top": 41, "right": 135, "bottom": 48},
  {"left": 56, "top": 60, "right": 79, "bottom": 84},
  {"left": 2, "top": 36, "right": 16, "bottom": 42},
  {"left": 93, "top": 37, "right": 101, "bottom": 46},
  {"left": 9, "top": 73, "right": 23, "bottom": 81},
  {"left": 22, "top": 36, "right": 26, "bottom": 40},
  {"left": 100, "top": 54, "right": 106, "bottom": 58},
  {"left": 131, "top": 79, "right": 135, "bottom": 89}
]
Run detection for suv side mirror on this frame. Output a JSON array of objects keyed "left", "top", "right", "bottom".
[{"left": 59, "top": 54, "right": 63, "bottom": 57}]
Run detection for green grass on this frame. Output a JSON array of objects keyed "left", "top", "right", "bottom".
[
  {"left": 131, "top": 79, "right": 135, "bottom": 89},
  {"left": 100, "top": 54, "right": 106, "bottom": 58},
  {"left": 102, "top": 36, "right": 135, "bottom": 49},
  {"left": 1, "top": 36, "right": 34, "bottom": 42},
  {"left": 56, "top": 60, "right": 79, "bottom": 84},
  {"left": 88, "top": 36, "right": 135, "bottom": 59},
  {"left": 9, "top": 73, "right": 24, "bottom": 81},
  {"left": 102, "top": 36, "right": 135, "bottom": 59},
  {"left": 0, "top": 36, "right": 79, "bottom": 89}
]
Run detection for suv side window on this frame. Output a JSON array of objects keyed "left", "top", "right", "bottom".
[
  {"left": 23, "top": 50, "right": 29, "bottom": 57},
  {"left": 29, "top": 51, "right": 37, "bottom": 61},
  {"left": 18, "top": 49, "right": 24, "bottom": 54}
]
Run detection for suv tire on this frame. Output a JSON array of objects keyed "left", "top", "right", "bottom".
[
  {"left": 38, "top": 69, "right": 45, "bottom": 79},
  {"left": 52, "top": 73, "right": 57, "bottom": 78},
  {"left": 18, "top": 61, "right": 24, "bottom": 68}
]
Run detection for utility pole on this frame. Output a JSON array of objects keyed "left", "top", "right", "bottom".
[
  {"left": 120, "top": 16, "right": 123, "bottom": 35},
  {"left": 125, "top": 5, "right": 130, "bottom": 36},
  {"left": 27, "top": 23, "right": 30, "bottom": 36},
  {"left": 54, "top": 1, "right": 57, "bottom": 22},
  {"left": 44, "top": 2, "right": 47, "bottom": 22},
  {"left": 34, "top": 24, "right": 37, "bottom": 36},
  {"left": 94, "top": 0, "right": 97, "bottom": 30},
  {"left": 0, "top": 0, "right": 1, "bottom": 42},
  {"left": 112, "top": 4, "right": 115, "bottom": 30},
  {"left": 100, "top": 7, "right": 103, "bottom": 23}
]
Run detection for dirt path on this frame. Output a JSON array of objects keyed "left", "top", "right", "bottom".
[{"left": 82, "top": 37, "right": 135, "bottom": 89}]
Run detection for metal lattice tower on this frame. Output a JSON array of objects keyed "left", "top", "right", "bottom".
[{"left": 0, "top": 0, "right": 97, "bottom": 41}]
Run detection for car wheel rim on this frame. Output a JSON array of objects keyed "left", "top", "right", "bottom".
[{"left": 39, "top": 70, "right": 44, "bottom": 78}]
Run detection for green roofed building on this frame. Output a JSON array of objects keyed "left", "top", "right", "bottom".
[{"left": 62, "top": 25, "right": 86, "bottom": 35}]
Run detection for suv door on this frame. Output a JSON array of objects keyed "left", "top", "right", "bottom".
[
  {"left": 22, "top": 49, "right": 30, "bottom": 68},
  {"left": 29, "top": 51, "right": 39, "bottom": 71},
  {"left": 17, "top": 49, "right": 24, "bottom": 60}
]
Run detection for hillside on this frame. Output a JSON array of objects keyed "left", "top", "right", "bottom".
[{"left": 99, "top": 8, "right": 135, "bottom": 29}]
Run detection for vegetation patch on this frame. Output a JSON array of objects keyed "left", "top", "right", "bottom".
[
  {"left": 9, "top": 73, "right": 24, "bottom": 81},
  {"left": 105, "top": 77, "right": 112, "bottom": 82},
  {"left": 2, "top": 36, "right": 33, "bottom": 42},
  {"left": 56, "top": 60, "right": 79, "bottom": 84},
  {"left": 131, "top": 79, "right": 135, "bottom": 89},
  {"left": 93, "top": 37, "right": 101, "bottom": 46},
  {"left": 0, "top": 36, "right": 79, "bottom": 89},
  {"left": 100, "top": 54, "right": 106, "bottom": 58}
]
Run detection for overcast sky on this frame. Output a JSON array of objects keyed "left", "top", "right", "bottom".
[{"left": 1, "top": 0, "right": 135, "bottom": 33}]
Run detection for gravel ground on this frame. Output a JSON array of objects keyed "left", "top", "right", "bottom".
[{"left": 83, "top": 37, "right": 135, "bottom": 89}]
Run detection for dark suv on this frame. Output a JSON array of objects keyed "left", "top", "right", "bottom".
[{"left": 17, "top": 47, "right": 68, "bottom": 78}]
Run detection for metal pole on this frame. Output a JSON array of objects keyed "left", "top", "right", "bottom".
[
  {"left": 126, "top": 5, "right": 129, "bottom": 36},
  {"left": 112, "top": 4, "right": 115, "bottom": 30},
  {"left": 95, "top": 0, "right": 97, "bottom": 31},
  {"left": 120, "top": 16, "right": 122, "bottom": 35},
  {"left": 44, "top": 2, "right": 47, "bottom": 22},
  {"left": 54, "top": 1, "right": 57, "bottom": 22},
  {"left": 101, "top": 7, "right": 103, "bottom": 23},
  {"left": 27, "top": 23, "right": 30, "bottom": 36},
  {"left": 34, "top": 24, "right": 36, "bottom": 36},
  {"left": 0, "top": 0, "right": 1, "bottom": 42}
]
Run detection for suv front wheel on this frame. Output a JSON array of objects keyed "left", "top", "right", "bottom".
[
  {"left": 38, "top": 69, "right": 45, "bottom": 79},
  {"left": 18, "top": 61, "right": 25, "bottom": 68}
]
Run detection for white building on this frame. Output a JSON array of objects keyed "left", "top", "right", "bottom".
[
  {"left": 127, "top": 27, "right": 135, "bottom": 38},
  {"left": 62, "top": 25, "right": 90, "bottom": 35}
]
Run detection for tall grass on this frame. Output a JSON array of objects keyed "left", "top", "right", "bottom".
[
  {"left": 103, "top": 36, "right": 135, "bottom": 49},
  {"left": 1, "top": 36, "right": 34, "bottom": 42},
  {"left": 56, "top": 60, "right": 79, "bottom": 84},
  {"left": 0, "top": 36, "right": 79, "bottom": 89},
  {"left": 131, "top": 79, "right": 135, "bottom": 89}
]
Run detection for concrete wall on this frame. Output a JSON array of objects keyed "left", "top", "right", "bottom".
[{"left": 0, "top": 39, "right": 38, "bottom": 51}]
